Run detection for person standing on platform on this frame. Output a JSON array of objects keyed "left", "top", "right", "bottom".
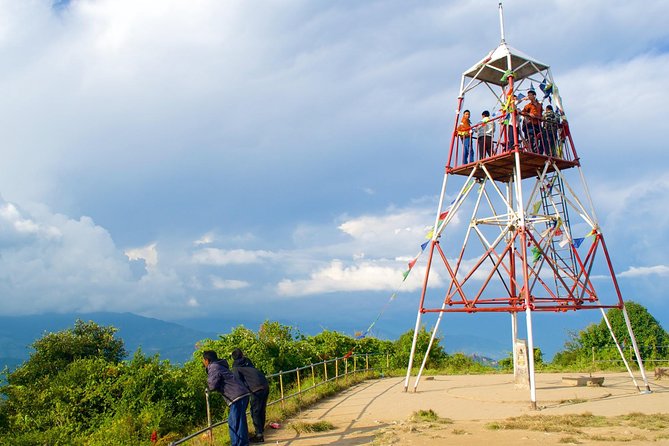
[
  {"left": 477, "top": 110, "right": 495, "bottom": 159},
  {"left": 232, "top": 348, "right": 270, "bottom": 444},
  {"left": 203, "top": 350, "right": 251, "bottom": 446},
  {"left": 542, "top": 105, "right": 559, "bottom": 156},
  {"left": 457, "top": 109, "right": 474, "bottom": 164},
  {"left": 521, "top": 89, "right": 543, "bottom": 153}
]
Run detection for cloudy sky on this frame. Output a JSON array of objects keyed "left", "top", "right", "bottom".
[{"left": 0, "top": 0, "right": 667, "bottom": 358}]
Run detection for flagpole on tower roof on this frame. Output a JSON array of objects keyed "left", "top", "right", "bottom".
[{"left": 498, "top": 2, "right": 506, "bottom": 43}]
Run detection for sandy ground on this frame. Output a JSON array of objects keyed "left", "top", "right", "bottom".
[{"left": 261, "top": 372, "right": 669, "bottom": 445}]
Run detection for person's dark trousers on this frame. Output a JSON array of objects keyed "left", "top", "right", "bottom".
[
  {"left": 526, "top": 124, "right": 541, "bottom": 153},
  {"left": 228, "top": 396, "right": 250, "bottom": 446},
  {"left": 477, "top": 136, "right": 485, "bottom": 160},
  {"left": 250, "top": 388, "right": 270, "bottom": 436}
]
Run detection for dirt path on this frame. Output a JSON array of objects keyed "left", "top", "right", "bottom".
[{"left": 263, "top": 372, "right": 669, "bottom": 445}]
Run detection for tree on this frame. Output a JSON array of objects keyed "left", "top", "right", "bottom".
[
  {"left": 0, "top": 321, "right": 131, "bottom": 444},
  {"left": 8, "top": 319, "right": 126, "bottom": 386},
  {"left": 1, "top": 326, "right": 204, "bottom": 445},
  {"left": 552, "top": 301, "right": 669, "bottom": 366},
  {"left": 306, "top": 330, "right": 356, "bottom": 360},
  {"left": 393, "top": 326, "right": 447, "bottom": 369}
]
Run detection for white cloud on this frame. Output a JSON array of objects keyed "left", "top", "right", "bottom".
[
  {"left": 0, "top": 202, "right": 61, "bottom": 239},
  {"left": 210, "top": 277, "right": 250, "bottom": 290},
  {"left": 194, "top": 233, "right": 215, "bottom": 246},
  {"left": 619, "top": 265, "right": 669, "bottom": 278},
  {"left": 277, "top": 259, "right": 430, "bottom": 297},
  {"left": 335, "top": 205, "right": 453, "bottom": 256},
  {"left": 192, "top": 248, "right": 276, "bottom": 266},
  {"left": 125, "top": 242, "right": 158, "bottom": 268}
]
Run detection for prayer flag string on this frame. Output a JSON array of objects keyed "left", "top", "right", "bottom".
[{"left": 356, "top": 180, "right": 477, "bottom": 339}]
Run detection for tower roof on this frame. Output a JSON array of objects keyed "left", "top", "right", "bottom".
[{"left": 463, "top": 42, "right": 549, "bottom": 86}]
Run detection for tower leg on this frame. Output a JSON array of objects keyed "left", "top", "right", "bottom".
[
  {"left": 403, "top": 310, "right": 423, "bottom": 392},
  {"left": 599, "top": 308, "right": 640, "bottom": 391},
  {"left": 413, "top": 310, "right": 445, "bottom": 392},
  {"left": 525, "top": 307, "right": 537, "bottom": 409},
  {"left": 511, "top": 312, "right": 518, "bottom": 377},
  {"left": 621, "top": 304, "right": 652, "bottom": 392}
]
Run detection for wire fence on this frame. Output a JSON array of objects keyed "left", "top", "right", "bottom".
[{"left": 169, "top": 352, "right": 390, "bottom": 446}]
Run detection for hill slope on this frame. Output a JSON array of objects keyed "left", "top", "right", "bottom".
[{"left": 0, "top": 312, "right": 216, "bottom": 372}]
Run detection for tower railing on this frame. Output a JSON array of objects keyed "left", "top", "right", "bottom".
[{"left": 451, "top": 112, "right": 576, "bottom": 169}]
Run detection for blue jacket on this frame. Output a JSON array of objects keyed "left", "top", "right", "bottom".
[{"left": 207, "top": 360, "right": 251, "bottom": 406}]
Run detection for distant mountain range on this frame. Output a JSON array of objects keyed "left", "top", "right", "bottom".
[
  {"left": 0, "top": 312, "right": 510, "bottom": 375},
  {"left": 0, "top": 312, "right": 217, "bottom": 372}
]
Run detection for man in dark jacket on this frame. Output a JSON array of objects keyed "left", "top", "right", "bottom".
[
  {"left": 202, "top": 350, "right": 251, "bottom": 446},
  {"left": 231, "top": 348, "right": 270, "bottom": 443}
]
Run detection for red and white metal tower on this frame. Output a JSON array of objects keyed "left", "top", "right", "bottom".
[{"left": 404, "top": 4, "right": 650, "bottom": 408}]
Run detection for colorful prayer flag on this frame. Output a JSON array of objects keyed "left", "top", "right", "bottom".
[
  {"left": 531, "top": 246, "right": 542, "bottom": 263},
  {"left": 420, "top": 241, "right": 429, "bottom": 251},
  {"left": 573, "top": 238, "right": 585, "bottom": 248},
  {"left": 500, "top": 70, "right": 515, "bottom": 83},
  {"left": 402, "top": 270, "right": 410, "bottom": 281},
  {"left": 532, "top": 201, "right": 541, "bottom": 214}
]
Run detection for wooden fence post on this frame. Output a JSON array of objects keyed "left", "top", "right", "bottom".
[
  {"left": 297, "top": 368, "right": 301, "bottom": 396},
  {"left": 205, "top": 388, "right": 213, "bottom": 444}
]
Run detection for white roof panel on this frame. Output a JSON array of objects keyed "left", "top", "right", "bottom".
[{"left": 463, "top": 43, "right": 549, "bottom": 86}]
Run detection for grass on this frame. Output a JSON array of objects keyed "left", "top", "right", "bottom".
[
  {"left": 289, "top": 420, "right": 335, "bottom": 434},
  {"left": 618, "top": 412, "right": 669, "bottom": 431},
  {"left": 265, "top": 369, "right": 378, "bottom": 423},
  {"left": 410, "top": 409, "right": 453, "bottom": 425},
  {"left": 485, "top": 412, "right": 610, "bottom": 433},
  {"left": 411, "top": 409, "right": 439, "bottom": 422},
  {"left": 372, "top": 430, "right": 399, "bottom": 445},
  {"left": 485, "top": 412, "right": 669, "bottom": 444}
]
